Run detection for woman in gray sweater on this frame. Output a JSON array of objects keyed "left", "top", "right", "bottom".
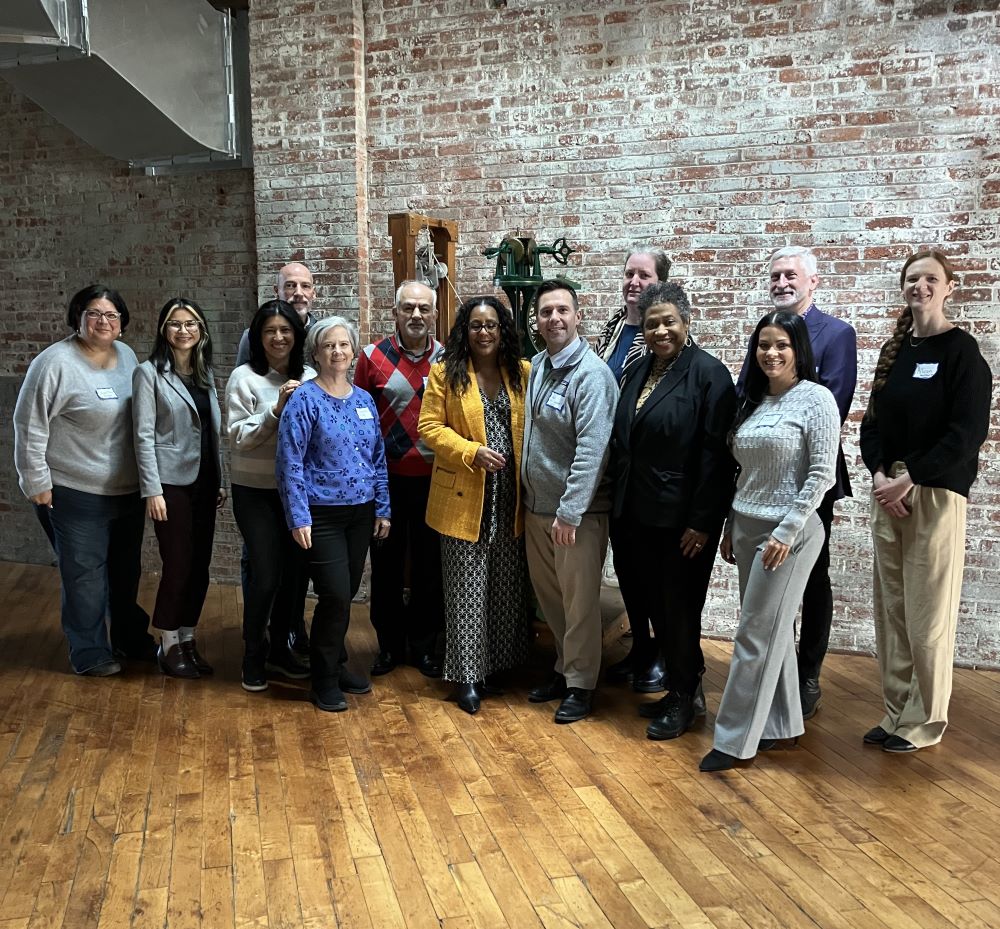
[
  {"left": 701, "top": 311, "right": 840, "bottom": 772},
  {"left": 13, "top": 285, "right": 154, "bottom": 676}
]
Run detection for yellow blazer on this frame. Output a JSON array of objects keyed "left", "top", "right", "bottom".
[{"left": 419, "top": 358, "right": 530, "bottom": 543}]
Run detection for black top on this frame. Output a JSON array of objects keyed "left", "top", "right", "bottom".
[
  {"left": 860, "top": 326, "right": 992, "bottom": 498},
  {"left": 180, "top": 374, "right": 217, "bottom": 485}
]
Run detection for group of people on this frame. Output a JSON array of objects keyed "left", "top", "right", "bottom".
[{"left": 12, "top": 246, "right": 991, "bottom": 771}]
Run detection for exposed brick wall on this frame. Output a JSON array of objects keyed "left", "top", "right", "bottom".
[
  {"left": 359, "top": 0, "right": 999, "bottom": 666},
  {"left": 0, "top": 83, "right": 257, "bottom": 581},
  {"left": 2, "top": 0, "right": 997, "bottom": 665}
]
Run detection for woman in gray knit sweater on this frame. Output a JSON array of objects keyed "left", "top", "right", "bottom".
[
  {"left": 13, "top": 285, "right": 154, "bottom": 676},
  {"left": 700, "top": 311, "right": 840, "bottom": 773}
]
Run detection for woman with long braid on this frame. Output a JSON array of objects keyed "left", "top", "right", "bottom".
[{"left": 859, "top": 250, "right": 992, "bottom": 754}]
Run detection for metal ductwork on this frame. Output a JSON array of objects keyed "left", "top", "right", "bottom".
[{"left": 0, "top": 0, "right": 247, "bottom": 169}]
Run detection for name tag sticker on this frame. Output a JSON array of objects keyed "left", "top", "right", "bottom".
[
  {"left": 758, "top": 413, "right": 782, "bottom": 427},
  {"left": 913, "top": 363, "right": 939, "bottom": 380},
  {"left": 356, "top": 407, "right": 374, "bottom": 420},
  {"left": 95, "top": 387, "right": 118, "bottom": 400},
  {"left": 545, "top": 393, "right": 566, "bottom": 412}
]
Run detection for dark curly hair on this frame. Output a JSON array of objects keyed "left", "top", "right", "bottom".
[
  {"left": 443, "top": 295, "right": 524, "bottom": 395},
  {"left": 863, "top": 249, "right": 957, "bottom": 424}
]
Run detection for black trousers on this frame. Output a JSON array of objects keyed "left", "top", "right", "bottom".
[
  {"left": 610, "top": 519, "right": 720, "bottom": 696},
  {"left": 797, "top": 494, "right": 836, "bottom": 681},
  {"left": 151, "top": 472, "right": 218, "bottom": 632},
  {"left": 306, "top": 502, "right": 374, "bottom": 691},
  {"left": 231, "top": 484, "right": 309, "bottom": 657},
  {"left": 368, "top": 473, "right": 443, "bottom": 658}
]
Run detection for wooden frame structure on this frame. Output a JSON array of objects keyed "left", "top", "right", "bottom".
[{"left": 388, "top": 212, "right": 459, "bottom": 339}]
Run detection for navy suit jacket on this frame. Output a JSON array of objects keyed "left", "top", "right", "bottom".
[{"left": 737, "top": 304, "right": 857, "bottom": 499}]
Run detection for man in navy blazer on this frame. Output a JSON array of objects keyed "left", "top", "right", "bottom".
[{"left": 737, "top": 246, "right": 857, "bottom": 720}]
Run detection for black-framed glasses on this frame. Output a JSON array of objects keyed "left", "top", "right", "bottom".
[
  {"left": 468, "top": 321, "right": 499, "bottom": 333},
  {"left": 85, "top": 310, "right": 121, "bottom": 322}
]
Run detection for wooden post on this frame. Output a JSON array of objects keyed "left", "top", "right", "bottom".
[{"left": 388, "top": 212, "right": 459, "bottom": 339}]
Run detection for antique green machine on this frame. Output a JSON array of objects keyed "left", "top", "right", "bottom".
[{"left": 483, "top": 234, "right": 579, "bottom": 356}]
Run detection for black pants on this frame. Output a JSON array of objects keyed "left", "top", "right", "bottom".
[
  {"left": 306, "top": 502, "right": 374, "bottom": 691},
  {"left": 151, "top": 472, "right": 218, "bottom": 631},
  {"left": 610, "top": 519, "right": 720, "bottom": 696},
  {"left": 369, "top": 473, "right": 443, "bottom": 658},
  {"left": 231, "top": 484, "right": 309, "bottom": 657},
  {"left": 797, "top": 494, "right": 836, "bottom": 681}
]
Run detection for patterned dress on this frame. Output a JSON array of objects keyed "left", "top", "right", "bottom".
[{"left": 440, "top": 385, "right": 528, "bottom": 683}]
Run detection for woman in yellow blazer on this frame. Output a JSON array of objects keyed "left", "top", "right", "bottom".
[{"left": 419, "top": 295, "right": 531, "bottom": 714}]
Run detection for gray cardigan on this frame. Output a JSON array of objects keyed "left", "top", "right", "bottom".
[
  {"left": 521, "top": 338, "right": 618, "bottom": 525},
  {"left": 132, "top": 360, "right": 223, "bottom": 498}
]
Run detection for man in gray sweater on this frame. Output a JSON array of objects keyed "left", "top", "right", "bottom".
[{"left": 521, "top": 281, "right": 619, "bottom": 723}]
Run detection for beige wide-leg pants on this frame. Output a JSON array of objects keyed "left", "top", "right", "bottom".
[{"left": 870, "top": 464, "right": 967, "bottom": 749}]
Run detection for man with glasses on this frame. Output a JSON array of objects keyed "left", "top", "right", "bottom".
[{"left": 353, "top": 280, "right": 446, "bottom": 678}]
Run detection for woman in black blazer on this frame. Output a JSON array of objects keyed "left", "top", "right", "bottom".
[
  {"left": 608, "top": 282, "right": 737, "bottom": 740},
  {"left": 133, "top": 298, "right": 225, "bottom": 679}
]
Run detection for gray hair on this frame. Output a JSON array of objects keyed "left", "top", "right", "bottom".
[
  {"left": 624, "top": 246, "right": 671, "bottom": 281},
  {"left": 394, "top": 279, "right": 438, "bottom": 309},
  {"left": 305, "top": 315, "right": 359, "bottom": 365},
  {"left": 636, "top": 282, "right": 692, "bottom": 325},
  {"left": 769, "top": 246, "right": 817, "bottom": 276}
]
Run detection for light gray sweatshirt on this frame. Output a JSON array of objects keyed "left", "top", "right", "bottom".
[
  {"left": 14, "top": 335, "right": 139, "bottom": 497},
  {"left": 521, "top": 338, "right": 619, "bottom": 525}
]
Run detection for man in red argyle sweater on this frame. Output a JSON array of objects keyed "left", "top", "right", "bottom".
[{"left": 354, "top": 280, "right": 446, "bottom": 677}]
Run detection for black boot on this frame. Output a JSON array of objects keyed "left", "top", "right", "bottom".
[{"left": 646, "top": 692, "right": 695, "bottom": 741}]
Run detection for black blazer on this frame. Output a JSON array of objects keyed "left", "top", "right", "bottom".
[{"left": 609, "top": 342, "right": 738, "bottom": 530}]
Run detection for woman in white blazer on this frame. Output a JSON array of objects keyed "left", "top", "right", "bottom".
[{"left": 132, "top": 298, "right": 225, "bottom": 679}]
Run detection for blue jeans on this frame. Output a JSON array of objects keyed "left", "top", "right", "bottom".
[{"left": 48, "top": 486, "right": 146, "bottom": 673}]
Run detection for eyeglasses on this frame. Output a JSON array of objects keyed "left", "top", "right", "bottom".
[
  {"left": 85, "top": 310, "right": 121, "bottom": 322},
  {"left": 165, "top": 320, "right": 203, "bottom": 332},
  {"left": 468, "top": 321, "right": 500, "bottom": 333}
]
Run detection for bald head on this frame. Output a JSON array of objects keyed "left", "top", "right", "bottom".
[{"left": 275, "top": 262, "right": 315, "bottom": 321}]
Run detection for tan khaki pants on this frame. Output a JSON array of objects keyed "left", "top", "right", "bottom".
[
  {"left": 525, "top": 511, "right": 608, "bottom": 690},
  {"left": 871, "top": 465, "right": 967, "bottom": 748}
]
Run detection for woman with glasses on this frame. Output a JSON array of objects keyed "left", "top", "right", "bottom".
[
  {"left": 132, "top": 298, "right": 225, "bottom": 678},
  {"left": 418, "top": 296, "right": 531, "bottom": 713},
  {"left": 13, "top": 285, "right": 155, "bottom": 675}
]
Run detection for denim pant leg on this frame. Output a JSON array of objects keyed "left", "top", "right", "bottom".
[
  {"left": 106, "top": 492, "right": 149, "bottom": 654},
  {"left": 49, "top": 486, "right": 118, "bottom": 672}
]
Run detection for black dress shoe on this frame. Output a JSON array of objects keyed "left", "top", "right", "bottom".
[
  {"left": 800, "top": 677, "right": 822, "bottom": 720},
  {"left": 632, "top": 655, "right": 667, "bottom": 694},
  {"left": 863, "top": 725, "right": 891, "bottom": 745},
  {"left": 757, "top": 738, "right": 779, "bottom": 752},
  {"left": 641, "top": 680, "right": 706, "bottom": 718},
  {"left": 479, "top": 677, "right": 505, "bottom": 697},
  {"left": 266, "top": 649, "right": 311, "bottom": 680},
  {"left": 528, "top": 674, "right": 567, "bottom": 703},
  {"left": 699, "top": 749, "right": 738, "bottom": 772},
  {"left": 883, "top": 735, "right": 919, "bottom": 753},
  {"left": 370, "top": 651, "right": 398, "bottom": 676},
  {"left": 79, "top": 659, "right": 122, "bottom": 677},
  {"left": 455, "top": 682, "right": 480, "bottom": 715},
  {"left": 645, "top": 692, "right": 695, "bottom": 741},
  {"left": 554, "top": 688, "right": 592, "bottom": 724},
  {"left": 288, "top": 629, "right": 311, "bottom": 661},
  {"left": 411, "top": 654, "right": 443, "bottom": 679},
  {"left": 181, "top": 640, "right": 214, "bottom": 675},
  {"left": 157, "top": 644, "right": 199, "bottom": 679}
]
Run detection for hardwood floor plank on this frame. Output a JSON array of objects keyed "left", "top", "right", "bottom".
[{"left": 0, "top": 565, "right": 998, "bottom": 929}]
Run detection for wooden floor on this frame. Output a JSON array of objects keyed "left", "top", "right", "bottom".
[{"left": 2, "top": 563, "right": 1000, "bottom": 929}]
